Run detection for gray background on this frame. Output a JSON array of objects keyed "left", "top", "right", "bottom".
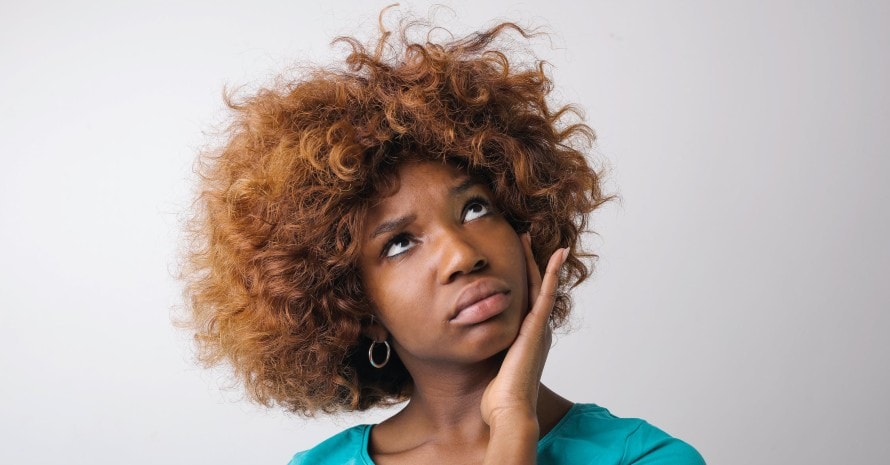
[{"left": 1, "top": 1, "right": 888, "bottom": 464}]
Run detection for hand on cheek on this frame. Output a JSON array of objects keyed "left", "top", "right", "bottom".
[{"left": 480, "top": 231, "right": 568, "bottom": 432}]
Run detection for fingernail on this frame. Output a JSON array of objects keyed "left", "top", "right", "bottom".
[{"left": 561, "top": 248, "right": 570, "bottom": 264}]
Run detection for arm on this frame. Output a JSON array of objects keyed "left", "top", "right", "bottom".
[{"left": 481, "top": 233, "right": 568, "bottom": 465}]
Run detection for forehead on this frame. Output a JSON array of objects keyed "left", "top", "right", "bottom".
[
  {"left": 386, "top": 161, "right": 468, "bottom": 197},
  {"left": 362, "top": 161, "right": 476, "bottom": 225}
]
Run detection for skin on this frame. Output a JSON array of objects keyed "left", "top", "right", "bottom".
[{"left": 358, "top": 160, "right": 573, "bottom": 465}]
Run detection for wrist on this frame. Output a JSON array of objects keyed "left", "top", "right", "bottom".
[
  {"left": 488, "top": 409, "right": 540, "bottom": 439},
  {"left": 485, "top": 413, "right": 539, "bottom": 465}
]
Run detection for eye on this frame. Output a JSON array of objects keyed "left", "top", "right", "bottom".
[
  {"left": 383, "top": 234, "right": 415, "bottom": 258},
  {"left": 463, "top": 196, "right": 492, "bottom": 222}
]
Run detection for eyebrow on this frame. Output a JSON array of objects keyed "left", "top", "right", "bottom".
[
  {"left": 371, "top": 214, "right": 417, "bottom": 239},
  {"left": 450, "top": 176, "right": 477, "bottom": 196},
  {"left": 369, "top": 176, "right": 481, "bottom": 239}
]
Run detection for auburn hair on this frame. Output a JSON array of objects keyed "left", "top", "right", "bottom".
[{"left": 182, "top": 14, "right": 611, "bottom": 416}]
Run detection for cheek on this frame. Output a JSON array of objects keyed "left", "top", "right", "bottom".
[
  {"left": 500, "top": 226, "right": 526, "bottom": 268},
  {"left": 509, "top": 234, "right": 530, "bottom": 309},
  {"left": 364, "top": 273, "right": 421, "bottom": 333},
  {"left": 485, "top": 225, "right": 529, "bottom": 305}
]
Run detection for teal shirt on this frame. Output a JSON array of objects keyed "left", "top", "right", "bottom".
[{"left": 288, "top": 404, "right": 705, "bottom": 464}]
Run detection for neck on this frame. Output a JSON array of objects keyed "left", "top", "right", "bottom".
[
  {"left": 398, "top": 355, "right": 501, "bottom": 440},
  {"left": 382, "top": 354, "right": 571, "bottom": 443},
  {"left": 369, "top": 354, "right": 573, "bottom": 458}
]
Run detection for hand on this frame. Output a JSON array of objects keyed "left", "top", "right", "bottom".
[{"left": 481, "top": 233, "right": 568, "bottom": 430}]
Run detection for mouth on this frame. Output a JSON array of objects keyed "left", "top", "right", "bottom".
[{"left": 450, "top": 280, "right": 511, "bottom": 325}]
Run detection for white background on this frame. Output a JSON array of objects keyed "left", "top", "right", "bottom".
[{"left": 2, "top": 1, "right": 888, "bottom": 464}]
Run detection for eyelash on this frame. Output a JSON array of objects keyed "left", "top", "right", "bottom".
[
  {"left": 380, "top": 196, "right": 494, "bottom": 259},
  {"left": 463, "top": 196, "right": 492, "bottom": 221}
]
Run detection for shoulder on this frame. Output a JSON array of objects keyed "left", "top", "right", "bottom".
[
  {"left": 538, "top": 404, "right": 705, "bottom": 465},
  {"left": 621, "top": 417, "right": 705, "bottom": 464},
  {"left": 287, "top": 425, "right": 372, "bottom": 465}
]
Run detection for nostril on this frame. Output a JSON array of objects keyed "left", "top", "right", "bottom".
[
  {"left": 439, "top": 234, "right": 488, "bottom": 283},
  {"left": 446, "top": 258, "right": 487, "bottom": 283}
]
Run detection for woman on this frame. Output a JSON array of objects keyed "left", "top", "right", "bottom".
[{"left": 183, "top": 13, "right": 705, "bottom": 465}]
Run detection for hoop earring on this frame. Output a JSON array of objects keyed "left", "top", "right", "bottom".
[{"left": 368, "top": 340, "right": 390, "bottom": 369}]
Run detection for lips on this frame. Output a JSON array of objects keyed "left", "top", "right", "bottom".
[{"left": 450, "top": 279, "right": 511, "bottom": 325}]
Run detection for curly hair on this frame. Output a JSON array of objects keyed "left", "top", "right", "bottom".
[{"left": 182, "top": 14, "right": 611, "bottom": 416}]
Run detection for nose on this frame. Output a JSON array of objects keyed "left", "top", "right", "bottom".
[{"left": 436, "top": 227, "right": 488, "bottom": 284}]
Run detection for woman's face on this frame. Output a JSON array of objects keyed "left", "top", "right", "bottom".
[{"left": 358, "top": 160, "right": 528, "bottom": 368}]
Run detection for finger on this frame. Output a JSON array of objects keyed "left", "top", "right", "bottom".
[
  {"left": 521, "top": 247, "right": 567, "bottom": 336},
  {"left": 530, "top": 247, "right": 567, "bottom": 319},
  {"left": 502, "top": 247, "right": 565, "bottom": 385},
  {"left": 521, "top": 233, "right": 542, "bottom": 304}
]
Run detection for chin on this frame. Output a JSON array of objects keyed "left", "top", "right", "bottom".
[{"left": 459, "top": 314, "right": 522, "bottom": 361}]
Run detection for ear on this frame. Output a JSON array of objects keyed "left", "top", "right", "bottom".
[{"left": 363, "top": 316, "right": 390, "bottom": 342}]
